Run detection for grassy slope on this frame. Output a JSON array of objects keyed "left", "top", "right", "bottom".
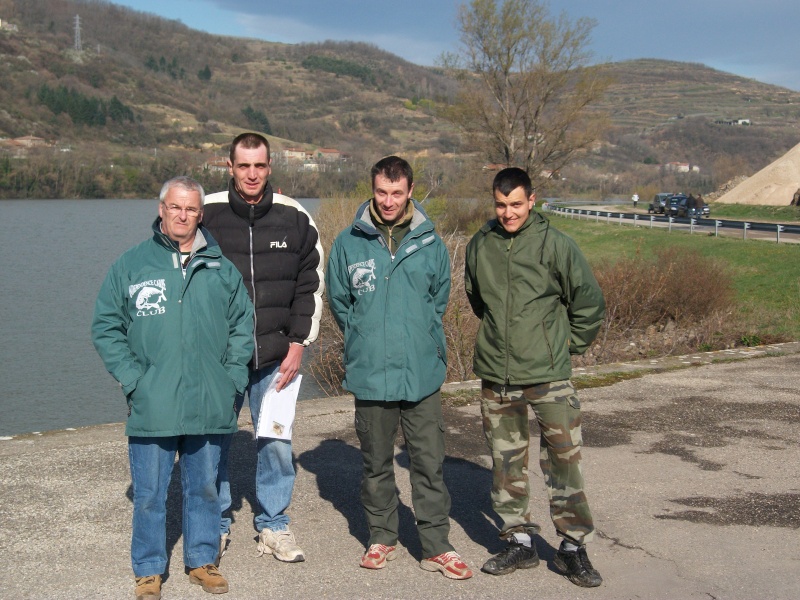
[
  {"left": 707, "top": 203, "right": 800, "bottom": 223},
  {"left": 549, "top": 214, "right": 800, "bottom": 338}
]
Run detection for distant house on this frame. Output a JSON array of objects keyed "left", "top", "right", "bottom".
[
  {"left": 0, "top": 18, "right": 19, "bottom": 32},
  {"left": 714, "top": 118, "right": 751, "bottom": 126},
  {"left": 1, "top": 135, "right": 50, "bottom": 157},
  {"left": 316, "top": 148, "right": 342, "bottom": 162},
  {"left": 204, "top": 156, "right": 228, "bottom": 172},
  {"left": 12, "top": 135, "right": 48, "bottom": 148},
  {"left": 276, "top": 147, "right": 308, "bottom": 162},
  {"left": 664, "top": 162, "right": 691, "bottom": 173}
]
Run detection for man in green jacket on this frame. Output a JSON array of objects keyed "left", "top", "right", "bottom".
[
  {"left": 326, "top": 156, "right": 472, "bottom": 580},
  {"left": 465, "top": 167, "right": 605, "bottom": 587},
  {"left": 92, "top": 176, "right": 254, "bottom": 600}
]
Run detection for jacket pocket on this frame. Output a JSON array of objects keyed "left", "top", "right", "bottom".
[
  {"left": 344, "top": 323, "right": 362, "bottom": 366},
  {"left": 428, "top": 324, "right": 447, "bottom": 366}
]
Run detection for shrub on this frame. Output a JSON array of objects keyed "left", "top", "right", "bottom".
[
  {"left": 305, "top": 195, "right": 363, "bottom": 395},
  {"left": 591, "top": 246, "right": 736, "bottom": 360}
]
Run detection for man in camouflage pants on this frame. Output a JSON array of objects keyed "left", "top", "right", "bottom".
[{"left": 465, "top": 167, "right": 605, "bottom": 587}]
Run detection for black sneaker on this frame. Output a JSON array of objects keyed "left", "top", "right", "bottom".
[
  {"left": 553, "top": 546, "right": 603, "bottom": 587},
  {"left": 481, "top": 542, "right": 540, "bottom": 575}
]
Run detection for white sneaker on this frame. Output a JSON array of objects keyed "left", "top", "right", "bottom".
[{"left": 257, "top": 527, "right": 305, "bottom": 562}]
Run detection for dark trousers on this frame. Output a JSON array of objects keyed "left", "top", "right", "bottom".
[{"left": 354, "top": 390, "right": 454, "bottom": 558}]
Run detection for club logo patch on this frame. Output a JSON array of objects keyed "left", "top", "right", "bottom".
[
  {"left": 348, "top": 259, "right": 376, "bottom": 295},
  {"left": 130, "top": 279, "right": 167, "bottom": 316}
]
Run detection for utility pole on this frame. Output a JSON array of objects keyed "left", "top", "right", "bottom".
[{"left": 74, "top": 14, "right": 82, "bottom": 52}]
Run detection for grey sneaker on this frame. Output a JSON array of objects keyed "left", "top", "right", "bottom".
[
  {"left": 257, "top": 527, "right": 305, "bottom": 562},
  {"left": 215, "top": 533, "right": 229, "bottom": 566}
]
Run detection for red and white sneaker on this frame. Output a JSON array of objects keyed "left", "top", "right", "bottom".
[
  {"left": 420, "top": 551, "right": 474, "bottom": 580},
  {"left": 360, "top": 544, "right": 398, "bottom": 569}
]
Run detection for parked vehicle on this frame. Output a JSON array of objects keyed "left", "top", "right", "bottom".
[
  {"left": 648, "top": 192, "right": 675, "bottom": 214},
  {"left": 675, "top": 195, "right": 711, "bottom": 219},
  {"left": 664, "top": 194, "right": 687, "bottom": 217}
]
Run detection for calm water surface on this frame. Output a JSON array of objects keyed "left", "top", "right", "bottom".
[{"left": 0, "top": 198, "right": 322, "bottom": 436}]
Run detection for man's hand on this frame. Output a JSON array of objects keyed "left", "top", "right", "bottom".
[{"left": 276, "top": 343, "right": 304, "bottom": 391}]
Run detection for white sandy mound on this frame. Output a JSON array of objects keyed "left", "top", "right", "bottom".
[{"left": 715, "top": 140, "right": 800, "bottom": 205}]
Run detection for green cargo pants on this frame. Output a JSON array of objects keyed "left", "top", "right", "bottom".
[
  {"left": 480, "top": 379, "right": 594, "bottom": 545},
  {"left": 354, "top": 390, "right": 454, "bottom": 558}
]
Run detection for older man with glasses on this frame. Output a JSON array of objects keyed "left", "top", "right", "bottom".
[{"left": 92, "top": 176, "right": 254, "bottom": 599}]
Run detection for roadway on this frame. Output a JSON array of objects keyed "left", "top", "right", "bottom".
[{"left": 548, "top": 204, "right": 800, "bottom": 243}]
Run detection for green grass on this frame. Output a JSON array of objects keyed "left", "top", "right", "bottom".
[
  {"left": 707, "top": 203, "right": 800, "bottom": 223},
  {"left": 572, "top": 371, "right": 646, "bottom": 389},
  {"left": 550, "top": 215, "right": 800, "bottom": 339}
]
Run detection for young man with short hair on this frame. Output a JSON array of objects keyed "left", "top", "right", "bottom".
[
  {"left": 465, "top": 167, "right": 605, "bottom": 587},
  {"left": 326, "top": 156, "right": 473, "bottom": 580},
  {"left": 203, "top": 133, "right": 324, "bottom": 564}
]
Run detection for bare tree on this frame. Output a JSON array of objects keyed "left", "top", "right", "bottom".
[{"left": 441, "top": 0, "right": 611, "bottom": 188}]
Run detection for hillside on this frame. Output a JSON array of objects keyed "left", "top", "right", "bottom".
[
  {"left": 2, "top": 0, "right": 800, "bottom": 200},
  {"left": 0, "top": 0, "right": 458, "bottom": 155}
]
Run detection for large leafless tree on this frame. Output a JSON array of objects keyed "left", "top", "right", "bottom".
[{"left": 442, "top": 0, "right": 610, "bottom": 188}]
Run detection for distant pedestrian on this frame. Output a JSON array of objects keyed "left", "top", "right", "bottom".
[
  {"left": 465, "top": 167, "right": 606, "bottom": 587},
  {"left": 632, "top": 193, "right": 639, "bottom": 209},
  {"left": 92, "top": 176, "right": 254, "bottom": 598},
  {"left": 326, "top": 155, "right": 473, "bottom": 580}
]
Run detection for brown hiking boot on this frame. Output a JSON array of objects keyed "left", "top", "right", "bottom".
[
  {"left": 134, "top": 574, "right": 161, "bottom": 600},
  {"left": 188, "top": 564, "right": 229, "bottom": 594}
]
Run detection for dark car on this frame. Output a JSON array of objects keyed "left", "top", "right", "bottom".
[
  {"left": 648, "top": 192, "right": 675, "bottom": 214},
  {"left": 664, "top": 194, "right": 687, "bottom": 217},
  {"left": 675, "top": 195, "right": 711, "bottom": 219}
]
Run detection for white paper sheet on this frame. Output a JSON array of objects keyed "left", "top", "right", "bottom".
[{"left": 256, "top": 372, "right": 301, "bottom": 440}]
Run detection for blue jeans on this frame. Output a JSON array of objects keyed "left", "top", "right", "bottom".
[
  {"left": 218, "top": 362, "right": 295, "bottom": 534},
  {"left": 128, "top": 435, "right": 223, "bottom": 577}
]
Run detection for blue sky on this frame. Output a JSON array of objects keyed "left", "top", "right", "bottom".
[{"left": 110, "top": 0, "right": 800, "bottom": 91}]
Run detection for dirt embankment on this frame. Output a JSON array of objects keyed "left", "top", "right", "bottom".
[{"left": 715, "top": 141, "right": 800, "bottom": 206}]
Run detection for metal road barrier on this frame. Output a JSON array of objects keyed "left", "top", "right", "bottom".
[{"left": 543, "top": 205, "right": 800, "bottom": 244}]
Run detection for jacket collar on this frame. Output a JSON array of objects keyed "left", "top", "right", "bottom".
[
  {"left": 151, "top": 218, "right": 221, "bottom": 257},
  {"left": 354, "top": 199, "right": 432, "bottom": 237},
  {"left": 227, "top": 178, "right": 274, "bottom": 221},
  {"left": 481, "top": 209, "right": 549, "bottom": 237}
]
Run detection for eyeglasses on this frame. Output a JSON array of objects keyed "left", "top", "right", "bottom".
[{"left": 162, "top": 203, "right": 201, "bottom": 217}]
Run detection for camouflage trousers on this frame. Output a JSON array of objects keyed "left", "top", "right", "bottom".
[{"left": 480, "top": 379, "right": 594, "bottom": 545}]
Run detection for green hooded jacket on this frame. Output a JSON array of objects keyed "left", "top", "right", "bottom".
[
  {"left": 326, "top": 200, "right": 450, "bottom": 402},
  {"left": 92, "top": 219, "right": 254, "bottom": 437},
  {"left": 465, "top": 211, "right": 605, "bottom": 386}
]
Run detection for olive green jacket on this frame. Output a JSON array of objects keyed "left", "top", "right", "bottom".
[{"left": 465, "top": 211, "right": 605, "bottom": 385}]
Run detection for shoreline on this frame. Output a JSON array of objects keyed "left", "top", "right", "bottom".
[{"left": 4, "top": 341, "right": 796, "bottom": 441}]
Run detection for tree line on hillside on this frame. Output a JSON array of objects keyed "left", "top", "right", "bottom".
[{"left": 36, "top": 84, "right": 135, "bottom": 127}]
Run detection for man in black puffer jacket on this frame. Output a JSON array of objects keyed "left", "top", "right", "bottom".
[{"left": 203, "top": 132, "right": 324, "bottom": 565}]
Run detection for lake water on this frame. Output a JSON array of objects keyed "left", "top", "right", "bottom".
[{"left": 0, "top": 198, "right": 322, "bottom": 436}]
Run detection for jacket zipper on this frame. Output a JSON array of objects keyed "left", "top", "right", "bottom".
[
  {"left": 249, "top": 205, "right": 259, "bottom": 367},
  {"left": 504, "top": 235, "right": 514, "bottom": 384}
]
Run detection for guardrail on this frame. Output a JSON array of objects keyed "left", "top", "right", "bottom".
[{"left": 544, "top": 205, "right": 800, "bottom": 244}]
